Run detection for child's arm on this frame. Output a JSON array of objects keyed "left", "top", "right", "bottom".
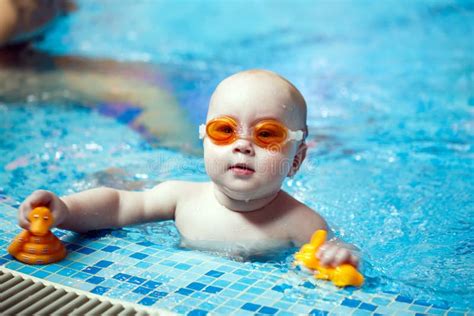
[{"left": 19, "top": 181, "right": 180, "bottom": 233}]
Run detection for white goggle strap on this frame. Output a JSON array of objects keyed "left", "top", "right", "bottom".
[
  {"left": 199, "top": 124, "right": 206, "bottom": 139},
  {"left": 287, "top": 130, "right": 304, "bottom": 142}
]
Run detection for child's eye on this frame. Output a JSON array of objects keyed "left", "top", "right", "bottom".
[
  {"left": 217, "top": 125, "right": 234, "bottom": 134},
  {"left": 258, "top": 130, "right": 276, "bottom": 138}
]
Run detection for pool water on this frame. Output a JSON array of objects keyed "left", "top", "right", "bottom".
[{"left": 1, "top": 0, "right": 473, "bottom": 313}]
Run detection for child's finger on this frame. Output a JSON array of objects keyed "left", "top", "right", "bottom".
[
  {"left": 49, "top": 198, "right": 65, "bottom": 226},
  {"left": 332, "top": 248, "right": 351, "bottom": 267},
  {"left": 349, "top": 254, "right": 359, "bottom": 267},
  {"left": 28, "top": 190, "right": 53, "bottom": 208},
  {"left": 18, "top": 203, "right": 31, "bottom": 230},
  {"left": 319, "top": 244, "right": 338, "bottom": 266},
  {"left": 316, "top": 244, "right": 328, "bottom": 259}
]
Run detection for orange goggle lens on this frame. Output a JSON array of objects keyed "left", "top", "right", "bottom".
[
  {"left": 205, "top": 117, "right": 290, "bottom": 149},
  {"left": 206, "top": 117, "right": 239, "bottom": 145},
  {"left": 253, "top": 120, "right": 288, "bottom": 147}
]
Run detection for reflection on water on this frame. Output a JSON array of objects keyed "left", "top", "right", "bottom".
[{"left": 1, "top": 0, "right": 473, "bottom": 308}]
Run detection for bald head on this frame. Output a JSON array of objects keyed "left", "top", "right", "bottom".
[{"left": 208, "top": 69, "right": 307, "bottom": 132}]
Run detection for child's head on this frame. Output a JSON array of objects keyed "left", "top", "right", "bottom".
[{"left": 202, "top": 69, "right": 308, "bottom": 202}]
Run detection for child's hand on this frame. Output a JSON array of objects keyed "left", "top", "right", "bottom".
[
  {"left": 316, "top": 240, "right": 359, "bottom": 268},
  {"left": 19, "top": 190, "right": 69, "bottom": 230}
]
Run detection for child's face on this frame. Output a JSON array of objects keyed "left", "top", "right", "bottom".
[{"left": 203, "top": 71, "right": 307, "bottom": 201}]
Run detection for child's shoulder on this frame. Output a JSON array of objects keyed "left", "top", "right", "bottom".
[
  {"left": 277, "top": 190, "right": 328, "bottom": 245},
  {"left": 276, "top": 190, "right": 316, "bottom": 214},
  {"left": 153, "top": 180, "right": 210, "bottom": 197}
]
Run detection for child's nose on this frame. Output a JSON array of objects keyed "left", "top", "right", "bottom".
[{"left": 232, "top": 139, "right": 255, "bottom": 156}]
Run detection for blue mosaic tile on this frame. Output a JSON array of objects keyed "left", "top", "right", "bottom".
[
  {"left": 187, "top": 282, "right": 206, "bottom": 291},
  {"left": 188, "top": 309, "right": 207, "bottom": 316},
  {"left": 259, "top": 306, "right": 279, "bottom": 314},
  {"left": 432, "top": 302, "right": 450, "bottom": 310},
  {"left": 82, "top": 266, "right": 101, "bottom": 274},
  {"left": 77, "top": 247, "right": 96, "bottom": 255},
  {"left": 130, "top": 252, "right": 148, "bottom": 260},
  {"left": 68, "top": 262, "right": 87, "bottom": 270},
  {"left": 19, "top": 266, "right": 36, "bottom": 274},
  {"left": 135, "top": 261, "right": 152, "bottom": 269},
  {"left": 137, "top": 241, "right": 154, "bottom": 247},
  {"left": 198, "top": 302, "right": 215, "bottom": 310},
  {"left": 133, "top": 286, "right": 152, "bottom": 295},
  {"left": 302, "top": 281, "right": 316, "bottom": 289},
  {"left": 149, "top": 291, "right": 168, "bottom": 299},
  {"left": 212, "top": 279, "right": 230, "bottom": 288},
  {"left": 177, "top": 288, "right": 194, "bottom": 296},
  {"left": 191, "top": 291, "right": 210, "bottom": 300},
  {"left": 272, "top": 283, "right": 292, "bottom": 293},
  {"left": 176, "top": 263, "right": 192, "bottom": 270},
  {"left": 396, "top": 295, "right": 414, "bottom": 304},
  {"left": 86, "top": 276, "right": 105, "bottom": 284},
  {"left": 372, "top": 297, "right": 392, "bottom": 306},
  {"left": 66, "top": 244, "right": 82, "bottom": 251},
  {"left": 117, "top": 282, "right": 136, "bottom": 291},
  {"left": 247, "top": 287, "right": 265, "bottom": 295},
  {"left": 238, "top": 277, "right": 255, "bottom": 285},
  {"left": 359, "top": 302, "right": 377, "bottom": 311},
  {"left": 427, "top": 307, "right": 446, "bottom": 315},
  {"left": 138, "top": 297, "right": 157, "bottom": 306},
  {"left": 161, "top": 260, "right": 178, "bottom": 267},
  {"left": 241, "top": 302, "right": 261, "bottom": 312},
  {"left": 205, "top": 270, "right": 224, "bottom": 278},
  {"left": 71, "top": 271, "right": 90, "bottom": 280},
  {"left": 58, "top": 268, "right": 76, "bottom": 277},
  {"left": 91, "top": 286, "right": 110, "bottom": 295},
  {"left": 101, "top": 279, "right": 121, "bottom": 288},
  {"left": 413, "top": 300, "right": 432, "bottom": 307},
  {"left": 113, "top": 273, "right": 131, "bottom": 281},
  {"left": 94, "top": 260, "right": 113, "bottom": 268},
  {"left": 353, "top": 309, "right": 373, "bottom": 316},
  {"left": 143, "top": 280, "right": 162, "bottom": 289},
  {"left": 233, "top": 269, "right": 251, "bottom": 276},
  {"left": 341, "top": 298, "right": 362, "bottom": 308},
  {"left": 32, "top": 270, "right": 49, "bottom": 278},
  {"left": 127, "top": 276, "right": 146, "bottom": 285},
  {"left": 203, "top": 286, "right": 222, "bottom": 294},
  {"left": 101, "top": 245, "right": 120, "bottom": 252},
  {"left": 410, "top": 305, "right": 429, "bottom": 313}
]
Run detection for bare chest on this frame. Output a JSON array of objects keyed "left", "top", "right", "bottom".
[{"left": 174, "top": 200, "right": 291, "bottom": 253}]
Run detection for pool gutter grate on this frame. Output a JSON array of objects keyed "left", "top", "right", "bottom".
[{"left": 0, "top": 267, "right": 172, "bottom": 315}]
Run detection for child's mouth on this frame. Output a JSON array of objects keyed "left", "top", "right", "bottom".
[{"left": 229, "top": 163, "right": 255, "bottom": 176}]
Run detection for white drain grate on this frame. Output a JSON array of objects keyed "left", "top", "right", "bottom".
[{"left": 0, "top": 267, "right": 172, "bottom": 315}]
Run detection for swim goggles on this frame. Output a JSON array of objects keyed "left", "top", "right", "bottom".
[{"left": 199, "top": 116, "right": 305, "bottom": 149}]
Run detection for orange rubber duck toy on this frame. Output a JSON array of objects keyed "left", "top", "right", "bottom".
[
  {"left": 294, "top": 230, "right": 364, "bottom": 287},
  {"left": 8, "top": 206, "right": 67, "bottom": 264}
]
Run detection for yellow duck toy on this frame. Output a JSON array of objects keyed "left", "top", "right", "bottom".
[
  {"left": 8, "top": 206, "right": 67, "bottom": 264},
  {"left": 294, "top": 230, "right": 364, "bottom": 287}
]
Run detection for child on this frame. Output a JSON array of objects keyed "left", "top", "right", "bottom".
[
  {"left": 0, "top": 0, "right": 75, "bottom": 47},
  {"left": 18, "top": 69, "right": 359, "bottom": 267}
]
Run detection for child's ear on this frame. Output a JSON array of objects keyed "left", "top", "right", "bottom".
[{"left": 288, "top": 142, "right": 308, "bottom": 177}]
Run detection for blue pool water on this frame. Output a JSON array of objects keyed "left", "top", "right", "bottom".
[{"left": 1, "top": 0, "right": 473, "bottom": 314}]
